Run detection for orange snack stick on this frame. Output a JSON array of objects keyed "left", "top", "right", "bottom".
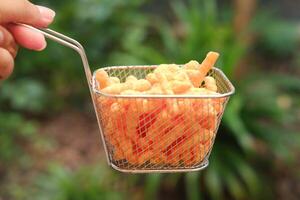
[
  {"left": 142, "top": 99, "right": 150, "bottom": 113},
  {"left": 95, "top": 69, "right": 109, "bottom": 89},
  {"left": 153, "top": 122, "right": 185, "bottom": 151},
  {"left": 135, "top": 98, "right": 144, "bottom": 112},
  {"left": 182, "top": 149, "right": 195, "bottom": 166},
  {"left": 126, "top": 106, "right": 140, "bottom": 138},
  {"left": 177, "top": 100, "right": 186, "bottom": 113},
  {"left": 145, "top": 112, "right": 172, "bottom": 144},
  {"left": 204, "top": 76, "right": 217, "bottom": 92},
  {"left": 113, "top": 147, "right": 125, "bottom": 160},
  {"left": 110, "top": 102, "right": 121, "bottom": 112},
  {"left": 150, "top": 154, "right": 167, "bottom": 165},
  {"left": 211, "top": 97, "right": 226, "bottom": 113},
  {"left": 198, "top": 51, "right": 219, "bottom": 83},
  {"left": 161, "top": 109, "right": 169, "bottom": 120},
  {"left": 189, "top": 143, "right": 206, "bottom": 165},
  {"left": 199, "top": 129, "right": 215, "bottom": 143},
  {"left": 137, "top": 150, "right": 153, "bottom": 165},
  {"left": 194, "top": 101, "right": 218, "bottom": 130},
  {"left": 118, "top": 138, "right": 138, "bottom": 165},
  {"left": 137, "top": 137, "right": 151, "bottom": 150},
  {"left": 117, "top": 136, "right": 132, "bottom": 150},
  {"left": 145, "top": 99, "right": 161, "bottom": 112},
  {"left": 165, "top": 133, "right": 195, "bottom": 165},
  {"left": 199, "top": 115, "right": 217, "bottom": 130},
  {"left": 195, "top": 145, "right": 207, "bottom": 163},
  {"left": 166, "top": 99, "right": 180, "bottom": 116}
]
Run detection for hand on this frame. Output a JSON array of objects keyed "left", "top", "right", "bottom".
[{"left": 0, "top": 0, "right": 55, "bottom": 80}]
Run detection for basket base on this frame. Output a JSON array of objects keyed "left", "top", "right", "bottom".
[{"left": 110, "top": 160, "right": 209, "bottom": 173}]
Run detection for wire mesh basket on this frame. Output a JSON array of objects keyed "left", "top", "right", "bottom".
[
  {"left": 24, "top": 25, "right": 235, "bottom": 173},
  {"left": 92, "top": 66, "right": 234, "bottom": 173}
]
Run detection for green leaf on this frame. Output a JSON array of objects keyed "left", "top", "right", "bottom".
[
  {"left": 204, "top": 159, "right": 222, "bottom": 200},
  {"left": 223, "top": 169, "right": 245, "bottom": 200},
  {"left": 223, "top": 95, "right": 254, "bottom": 152},
  {"left": 224, "top": 149, "right": 260, "bottom": 196},
  {"left": 185, "top": 172, "right": 201, "bottom": 200},
  {"left": 145, "top": 174, "right": 162, "bottom": 200}
]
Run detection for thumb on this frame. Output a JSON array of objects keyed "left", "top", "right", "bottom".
[{"left": 0, "top": 0, "right": 55, "bottom": 27}]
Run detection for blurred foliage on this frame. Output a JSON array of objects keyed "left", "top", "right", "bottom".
[
  {"left": 1, "top": 0, "right": 300, "bottom": 200},
  {"left": 0, "top": 112, "right": 37, "bottom": 163},
  {"left": 4, "top": 163, "right": 138, "bottom": 200},
  {"left": 30, "top": 164, "right": 127, "bottom": 200},
  {"left": 110, "top": 0, "right": 245, "bottom": 79},
  {"left": 252, "top": 11, "right": 299, "bottom": 58}
]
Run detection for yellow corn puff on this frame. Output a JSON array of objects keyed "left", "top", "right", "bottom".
[
  {"left": 134, "top": 79, "right": 151, "bottom": 92},
  {"left": 204, "top": 76, "right": 217, "bottom": 92},
  {"left": 146, "top": 73, "right": 159, "bottom": 84},
  {"left": 183, "top": 60, "right": 200, "bottom": 70},
  {"left": 95, "top": 69, "right": 109, "bottom": 89},
  {"left": 171, "top": 80, "right": 192, "bottom": 94}
]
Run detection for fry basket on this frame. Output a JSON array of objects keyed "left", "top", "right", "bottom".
[{"left": 24, "top": 25, "right": 235, "bottom": 173}]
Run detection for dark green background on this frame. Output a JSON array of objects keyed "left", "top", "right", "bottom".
[{"left": 1, "top": 0, "right": 299, "bottom": 199}]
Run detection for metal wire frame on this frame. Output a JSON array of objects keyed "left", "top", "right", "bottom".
[
  {"left": 93, "top": 66, "right": 234, "bottom": 173},
  {"left": 19, "top": 24, "right": 235, "bottom": 173}
]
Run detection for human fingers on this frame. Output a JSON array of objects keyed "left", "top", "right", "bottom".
[{"left": 0, "top": 0, "right": 55, "bottom": 27}]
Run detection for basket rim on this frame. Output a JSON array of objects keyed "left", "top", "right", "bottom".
[
  {"left": 110, "top": 160, "right": 209, "bottom": 173},
  {"left": 92, "top": 65, "right": 235, "bottom": 99}
]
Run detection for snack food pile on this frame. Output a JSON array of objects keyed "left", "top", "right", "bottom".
[{"left": 96, "top": 52, "right": 226, "bottom": 166}]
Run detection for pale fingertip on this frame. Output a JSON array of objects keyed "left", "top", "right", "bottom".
[
  {"left": 36, "top": 40, "right": 47, "bottom": 51},
  {"left": 36, "top": 6, "right": 56, "bottom": 26}
]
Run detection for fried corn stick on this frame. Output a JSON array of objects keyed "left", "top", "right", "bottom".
[{"left": 197, "top": 51, "right": 219, "bottom": 87}]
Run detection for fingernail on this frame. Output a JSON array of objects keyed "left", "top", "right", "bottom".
[
  {"left": 37, "top": 6, "right": 56, "bottom": 24},
  {"left": 0, "top": 30, "right": 3, "bottom": 44}
]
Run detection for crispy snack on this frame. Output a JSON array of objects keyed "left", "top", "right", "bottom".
[
  {"left": 96, "top": 52, "right": 224, "bottom": 166},
  {"left": 204, "top": 76, "right": 218, "bottom": 92}
]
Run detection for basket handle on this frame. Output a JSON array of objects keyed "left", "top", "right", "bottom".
[
  {"left": 16, "top": 24, "right": 92, "bottom": 85},
  {"left": 16, "top": 24, "right": 113, "bottom": 165}
]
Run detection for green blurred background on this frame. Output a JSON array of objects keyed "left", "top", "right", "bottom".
[{"left": 1, "top": 0, "right": 300, "bottom": 199}]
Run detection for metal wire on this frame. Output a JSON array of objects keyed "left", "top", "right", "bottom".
[
  {"left": 19, "top": 24, "right": 234, "bottom": 173},
  {"left": 93, "top": 66, "right": 234, "bottom": 173}
]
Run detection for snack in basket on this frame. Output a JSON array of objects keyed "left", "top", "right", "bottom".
[{"left": 96, "top": 51, "right": 226, "bottom": 166}]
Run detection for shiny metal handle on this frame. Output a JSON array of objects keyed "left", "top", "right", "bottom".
[
  {"left": 19, "top": 24, "right": 92, "bottom": 84},
  {"left": 17, "top": 24, "right": 112, "bottom": 166}
]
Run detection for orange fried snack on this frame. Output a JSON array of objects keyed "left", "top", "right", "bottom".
[{"left": 96, "top": 51, "right": 223, "bottom": 167}]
